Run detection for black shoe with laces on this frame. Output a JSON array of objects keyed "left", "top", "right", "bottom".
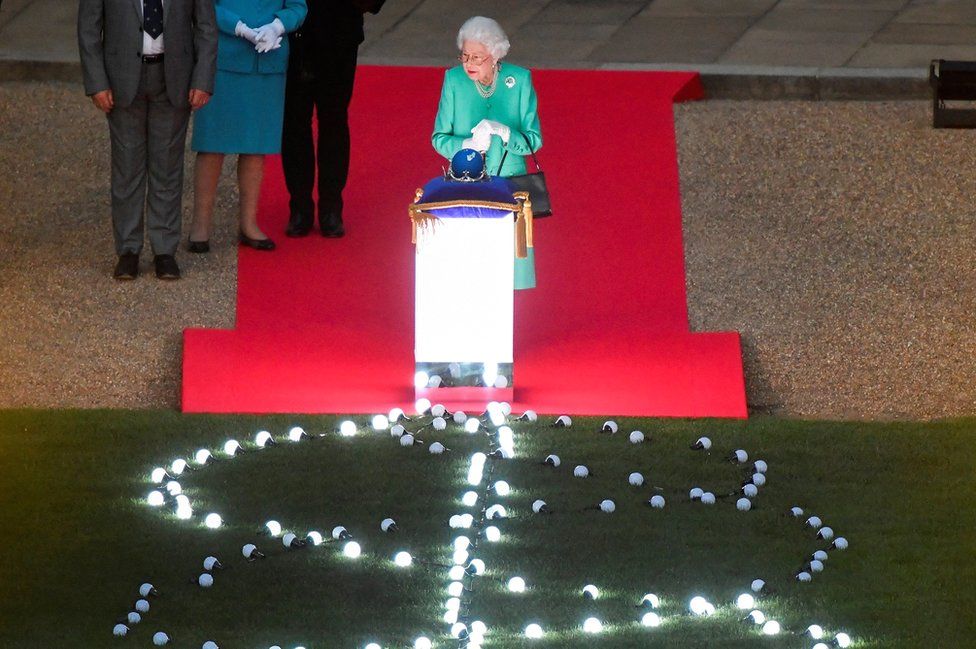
[{"left": 154, "top": 254, "right": 181, "bottom": 280}]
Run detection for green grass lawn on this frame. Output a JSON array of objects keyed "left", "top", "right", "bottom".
[{"left": 0, "top": 409, "right": 972, "bottom": 648}]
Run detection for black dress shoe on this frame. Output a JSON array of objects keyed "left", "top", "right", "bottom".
[
  {"left": 239, "top": 231, "right": 276, "bottom": 251},
  {"left": 113, "top": 253, "right": 139, "bottom": 280},
  {"left": 187, "top": 238, "right": 210, "bottom": 253},
  {"left": 154, "top": 254, "right": 181, "bottom": 280},
  {"left": 320, "top": 211, "right": 345, "bottom": 238},
  {"left": 285, "top": 212, "right": 313, "bottom": 237}
]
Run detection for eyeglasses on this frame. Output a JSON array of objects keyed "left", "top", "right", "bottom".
[{"left": 458, "top": 52, "right": 490, "bottom": 65}]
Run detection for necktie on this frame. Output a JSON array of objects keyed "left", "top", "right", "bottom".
[{"left": 144, "top": 0, "right": 163, "bottom": 39}]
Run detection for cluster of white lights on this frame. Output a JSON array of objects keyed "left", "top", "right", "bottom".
[
  {"left": 133, "top": 408, "right": 858, "bottom": 647},
  {"left": 145, "top": 427, "right": 325, "bottom": 526},
  {"left": 739, "top": 586, "right": 854, "bottom": 646},
  {"left": 513, "top": 432, "right": 856, "bottom": 643},
  {"left": 431, "top": 400, "right": 535, "bottom": 646},
  {"left": 112, "top": 582, "right": 160, "bottom": 638},
  {"left": 137, "top": 420, "right": 453, "bottom": 646},
  {"left": 683, "top": 441, "right": 850, "bottom": 591}
]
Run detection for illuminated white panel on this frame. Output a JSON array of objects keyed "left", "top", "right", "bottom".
[{"left": 415, "top": 214, "right": 514, "bottom": 366}]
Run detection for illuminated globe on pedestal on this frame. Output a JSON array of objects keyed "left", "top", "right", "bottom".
[{"left": 449, "top": 148, "right": 486, "bottom": 181}]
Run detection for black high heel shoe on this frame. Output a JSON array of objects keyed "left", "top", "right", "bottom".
[
  {"left": 238, "top": 231, "right": 276, "bottom": 251},
  {"left": 187, "top": 238, "right": 210, "bottom": 253}
]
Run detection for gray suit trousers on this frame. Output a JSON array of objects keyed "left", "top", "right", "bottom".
[{"left": 107, "top": 61, "right": 190, "bottom": 256}]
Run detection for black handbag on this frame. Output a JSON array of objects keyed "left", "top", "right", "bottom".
[{"left": 496, "top": 133, "right": 552, "bottom": 217}]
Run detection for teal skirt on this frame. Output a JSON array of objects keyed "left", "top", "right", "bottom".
[
  {"left": 191, "top": 70, "right": 285, "bottom": 154},
  {"left": 515, "top": 248, "right": 536, "bottom": 290}
]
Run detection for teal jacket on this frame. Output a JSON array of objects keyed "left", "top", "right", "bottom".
[
  {"left": 432, "top": 63, "right": 542, "bottom": 177},
  {"left": 213, "top": 0, "right": 306, "bottom": 74}
]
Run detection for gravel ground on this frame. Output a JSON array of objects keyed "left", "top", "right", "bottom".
[
  {"left": 1, "top": 82, "right": 973, "bottom": 418},
  {"left": 678, "top": 100, "right": 976, "bottom": 419},
  {"left": 0, "top": 81, "right": 238, "bottom": 409}
]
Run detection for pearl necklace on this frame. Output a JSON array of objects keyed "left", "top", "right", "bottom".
[{"left": 475, "top": 65, "right": 499, "bottom": 99}]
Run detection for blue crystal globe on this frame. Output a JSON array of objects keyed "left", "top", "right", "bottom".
[{"left": 448, "top": 148, "right": 486, "bottom": 181}]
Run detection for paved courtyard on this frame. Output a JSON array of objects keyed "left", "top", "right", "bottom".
[{"left": 1, "top": 0, "right": 975, "bottom": 76}]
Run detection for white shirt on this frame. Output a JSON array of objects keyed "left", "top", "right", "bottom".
[{"left": 141, "top": 0, "right": 165, "bottom": 56}]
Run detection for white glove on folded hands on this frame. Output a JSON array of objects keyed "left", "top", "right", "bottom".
[
  {"left": 462, "top": 128, "right": 491, "bottom": 153},
  {"left": 235, "top": 21, "right": 260, "bottom": 45},
  {"left": 254, "top": 18, "right": 286, "bottom": 48},
  {"left": 470, "top": 120, "right": 493, "bottom": 141},
  {"left": 255, "top": 35, "right": 284, "bottom": 53},
  {"left": 474, "top": 119, "right": 511, "bottom": 144}
]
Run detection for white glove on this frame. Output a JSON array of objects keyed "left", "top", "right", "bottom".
[
  {"left": 255, "top": 35, "right": 283, "bottom": 54},
  {"left": 254, "top": 18, "right": 286, "bottom": 47},
  {"left": 471, "top": 120, "right": 493, "bottom": 141},
  {"left": 474, "top": 118, "right": 511, "bottom": 144},
  {"left": 462, "top": 128, "right": 491, "bottom": 153},
  {"left": 235, "top": 21, "right": 259, "bottom": 45}
]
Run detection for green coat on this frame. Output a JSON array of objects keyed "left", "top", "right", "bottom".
[
  {"left": 432, "top": 63, "right": 542, "bottom": 288},
  {"left": 433, "top": 63, "right": 542, "bottom": 176}
]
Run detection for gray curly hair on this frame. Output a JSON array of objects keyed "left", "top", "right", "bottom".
[{"left": 456, "top": 16, "right": 510, "bottom": 60}]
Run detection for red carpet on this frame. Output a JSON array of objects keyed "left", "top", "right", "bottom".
[{"left": 183, "top": 67, "right": 746, "bottom": 417}]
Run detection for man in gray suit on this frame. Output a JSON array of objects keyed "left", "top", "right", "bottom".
[{"left": 78, "top": 0, "right": 217, "bottom": 280}]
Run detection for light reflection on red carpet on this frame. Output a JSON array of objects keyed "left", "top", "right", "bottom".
[{"left": 183, "top": 66, "right": 746, "bottom": 417}]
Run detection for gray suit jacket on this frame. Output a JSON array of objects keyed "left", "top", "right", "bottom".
[{"left": 78, "top": 0, "right": 217, "bottom": 108}]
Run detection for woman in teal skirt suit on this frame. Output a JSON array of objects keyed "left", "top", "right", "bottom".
[
  {"left": 432, "top": 16, "right": 543, "bottom": 289},
  {"left": 188, "top": 0, "right": 306, "bottom": 252}
]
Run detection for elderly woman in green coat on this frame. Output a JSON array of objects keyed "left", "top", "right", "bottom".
[{"left": 432, "top": 16, "right": 543, "bottom": 289}]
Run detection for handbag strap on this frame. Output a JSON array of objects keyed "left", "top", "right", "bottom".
[{"left": 494, "top": 131, "right": 541, "bottom": 176}]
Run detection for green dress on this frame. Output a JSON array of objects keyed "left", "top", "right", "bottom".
[{"left": 432, "top": 63, "right": 543, "bottom": 289}]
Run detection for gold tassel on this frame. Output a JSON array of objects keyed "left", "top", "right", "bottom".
[
  {"left": 410, "top": 188, "right": 424, "bottom": 244},
  {"left": 410, "top": 207, "right": 440, "bottom": 244},
  {"left": 410, "top": 186, "right": 439, "bottom": 246},
  {"left": 513, "top": 192, "right": 534, "bottom": 258},
  {"left": 515, "top": 216, "right": 527, "bottom": 258}
]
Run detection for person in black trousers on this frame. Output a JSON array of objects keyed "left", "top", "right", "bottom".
[{"left": 281, "top": 0, "right": 384, "bottom": 238}]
